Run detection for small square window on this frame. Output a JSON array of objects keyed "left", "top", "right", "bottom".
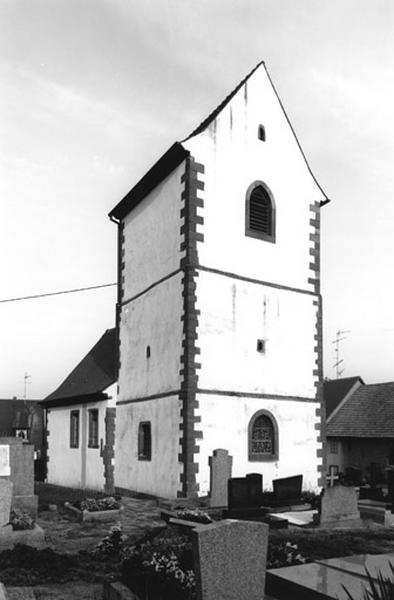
[
  {"left": 88, "top": 409, "right": 99, "bottom": 448},
  {"left": 329, "top": 440, "right": 338, "bottom": 454}
]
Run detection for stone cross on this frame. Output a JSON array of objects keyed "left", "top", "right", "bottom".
[
  {"left": 192, "top": 519, "right": 268, "bottom": 600},
  {"left": 326, "top": 465, "right": 339, "bottom": 487},
  {"left": 208, "top": 449, "right": 232, "bottom": 508}
]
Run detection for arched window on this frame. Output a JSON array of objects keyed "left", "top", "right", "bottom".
[
  {"left": 245, "top": 182, "right": 276, "bottom": 243},
  {"left": 248, "top": 410, "right": 278, "bottom": 461},
  {"left": 138, "top": 421, "right": 152, "bottom": 461}
]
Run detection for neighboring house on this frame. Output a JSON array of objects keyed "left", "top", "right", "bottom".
[
  {"left": 325, "top": 377, "right": 394, "bottom": 483},
  {"left": 0, "top": 398, "right": 45, "bottom": 480},
  {"left": 109, "top": 61, "right": 329, "bottom": 499},
  {"left": 42, "top": 328, "right": 116, "bottom": 492}
]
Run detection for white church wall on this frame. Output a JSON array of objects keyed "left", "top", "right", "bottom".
[
  {"left": 121, "top": 162, "right": 185, "bottom": 301},
  {"left": 196, "top": 270, "right": 318, "bottom": 397},
  {"left": 115, "top": 395, "right": 182, "bottom": 498},
  {"left": 118, "top": 273, "right": 183, "bottom": 402},
  {"left": 47, "top": 393, "right": 116, "bottom": 490},
  {"left": 47, "top": 406, "right": 83, "bottom": 488},
  {"left": 184, "top": 66, "right": 324, "bottom": 292},
  {"left": 195, "top": 394, "right": 321, "bottom": 494}
]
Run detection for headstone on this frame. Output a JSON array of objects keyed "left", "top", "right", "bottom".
[
  {"left": 246, "top": 473, "right": 263, "bottom": 507},
  {"left": 192, "top": 519, "right": 268, "bottom": 600},
  {"left": 387, "top": 468, "right": 394, "bottom": 501},
  {"left": 208, "top": 449, "right": 232, "bottom": 508},
  {"left": 345, "top": 466, "right": 362, "bottom": 486},
  {"left": 370, "top": 462, "right": 385, "bottom": 486},
  {"left": 0, "top": 479, "right": 13, "bottom": 528},
  {"left": 320, "top": 485, "right": 361, "bottom": 527},
  {"left": 359, "top": 486, "right": 384, "bottom": 501},
  {"left": 0, "top": 437, "right": 38, "bottom": 517},
  {"left": 273, "top": 475, "right": 303, "bottom": 506},
  {"left": 227, "top": 478, "right": 250, "bottom": 509}
]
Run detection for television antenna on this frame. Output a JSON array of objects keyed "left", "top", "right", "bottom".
[{"left": 332, "top": 330, "right": 351, "bottom": 378}]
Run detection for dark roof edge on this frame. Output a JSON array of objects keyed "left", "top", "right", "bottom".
[
  {"left": 326, "top": 377, "right": 364, "bottom": 423},
  {"left": 263, "top": 63, "right": 331, "bottom": 206},
  {"left": 183, "top": 60, "right": 265, "bottom": 141},
  {"left": 109, "top": 143, "right": 189, "bottom": 221},
  {"left": 42, "top": 392, "right": 109, "bottom": 409}
]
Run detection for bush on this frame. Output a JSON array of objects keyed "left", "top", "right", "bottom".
[
  {"left": 267, "top": 541, "right": 308, "bottom": 569},
  {"left": 176, "top": 509, "right": 213, "bottom": 524},
  {"left": 90, "top": 525, "right": 127, "bottom": 560},
  {"left": 9, "top": 510, "right": 35, "bottom": 531},
  {"left": 73, "top": 496, "right": 121, "bottom": 512},
  {"left": 121, "top": 530, "right": 196, "bottom": 600}
]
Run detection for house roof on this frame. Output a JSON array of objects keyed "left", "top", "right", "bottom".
[
  {"left": 324, "top": 376, "right": 364, "bottom": 419},
  {"left": 43, "top": 328, "right": 116, "bottom": 407},
  {"left": 326, "top": 381, "right": 394, "bottom": 438},
  {"left": 109, "top": 62, "right": 330, "bottom": 222}
]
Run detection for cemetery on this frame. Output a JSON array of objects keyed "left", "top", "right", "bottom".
[{"left": 2, "top": 441, "right": 394, "bottom": 598}]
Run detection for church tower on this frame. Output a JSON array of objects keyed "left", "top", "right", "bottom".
[{"left": 109, "top": 62, "right": 328, "bottom": 498}]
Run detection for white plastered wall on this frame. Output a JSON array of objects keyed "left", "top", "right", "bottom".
[
  {"left": 115, "top": 395, "right": 182, "bottom": 498},
  {"left": 121, "top": 163, "right": 185, "bottom": 300},
  {"left": 118, "top": 273, "right": 183, "bottom": 402},
  {"left": 183, "top": 65, "right": 325, "bottom": 290},
  {"left": 196, "top": 271, "right": 318, "bottom": 397},
  {"left": 195, "top": 394, "right": 321, "bottom": 494},
  {"left": 47, "top": 386, "right": 116, "bottom": 490}
]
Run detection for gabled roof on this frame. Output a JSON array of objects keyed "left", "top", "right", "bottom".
[
  {"left": 109, "top": 61, "right": 330, "bottom": 222},
  {"left": 327, "top": 381, "right": 394, "bottom": 438},
  {"left": 43, "top": 328, "right": 116, "bottom": 407},
  {"left": 324, "top": 376, "right": 364, "bottom": 419}
]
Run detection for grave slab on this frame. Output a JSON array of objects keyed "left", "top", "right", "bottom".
[
  {"left": 266, "top": 561, "right": 372, "bottom": 600},
  {"left": 192, "top": 519, "right": 268, "bottom": 600},
  {"left": 316, "top": 553, "right": 394, "bottom": 580},
  {"left": 274, "top": 509, "right": 316, "bottom": 527}
]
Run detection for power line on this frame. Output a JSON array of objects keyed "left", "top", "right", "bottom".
[{"left": 0, "top": 282, "right": 117, "bottom": 304}]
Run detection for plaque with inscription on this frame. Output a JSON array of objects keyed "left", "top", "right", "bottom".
[{"left": 0, "top": 445, "right": 10, "bottom": 476}]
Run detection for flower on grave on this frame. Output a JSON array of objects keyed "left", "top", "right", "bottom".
[{"left": 9, "top": 509, "right": 35, "bottom": 530}]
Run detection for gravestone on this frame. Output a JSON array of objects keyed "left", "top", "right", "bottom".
[
  {"left": 0, "top": 479, "right": 13, "bottom": 528},
  {"left": 345, "top": 466, "right": 362, "bottom": 486},
  {"left": 192, "top": 519, "right": 268, "bottom": 600},
  {"left": 227, "top": 478, "right": 250, "bottom": 510},
  {"left": 370, "top": 462, "right": 385, "bottom": 486},
  {"left": 386, "top": 468, "right": 394, "bottom": 500},
  {"left": 320, "top": 485, "right": 361, "bottom": 527},
  {"left": 246, "top": 473, "right": 263, "bottom": 507},
  {"left": 359, "top": 486, "right": 384, "bottom": 501},
  {"left": 0, "top": 437, "right": 38, "bottom": 517},
  {"left": 272, "top": 474, "right": 303, "bottom": 506},
  {"left": 208, "top": 449, "right": 232, "bottom": 508}
]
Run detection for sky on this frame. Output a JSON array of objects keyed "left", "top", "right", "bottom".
[{"left": 1, "top": 0, "right": 394, "bottom": 399}]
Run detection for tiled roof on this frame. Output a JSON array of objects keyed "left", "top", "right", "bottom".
[
  {"left": 324, "top": 376, "right": 363, "bottom": 418},
  {"left": 43, "top": 328, "right": 116, "bottom": 406},
  {"left": 326, "top": 381, "right": 394, "bottom": 438}
]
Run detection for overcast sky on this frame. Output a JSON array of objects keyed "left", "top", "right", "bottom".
[{"left": 1, "top": 0, "right": 394, "bottom": 399}]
